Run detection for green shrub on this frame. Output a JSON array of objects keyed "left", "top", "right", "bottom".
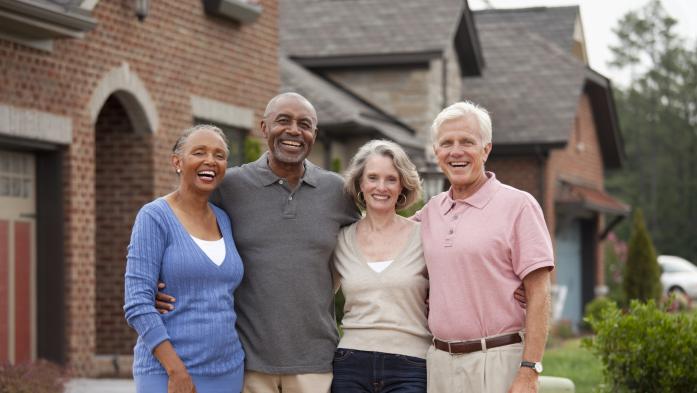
[
  {"left": 330, "top": 157, "right": 342, "bottom": 173},
  {"left": 603, "top": 235, "right": 626, "bottom": 305},
  {"left": 244, "top": 138, "right": 263, "bottom": 163},
  {"left": 397, "top": 198, "right": 424, "bottom": 218},
  {"left": 623, "top": 209, "right": 661, "bottom": 302},
  {"left": 582, "top": 297, "right": 617, "bottom": 331},
  {"left": 0, "top": 360, "right": 66, "bottom": 393},
  {"left": 334, "top": 288, "right": 346, "bottom": 326},
  {"left": 583, "top": 300, "right": 697, "bottom": 392}
]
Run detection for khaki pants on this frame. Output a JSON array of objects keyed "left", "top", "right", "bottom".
[
  {"left": 243, "top": 370, "right": 332, "bottom": 393},
  {"left": 426, "top": 342, "right": 524, "bottom": 393}
]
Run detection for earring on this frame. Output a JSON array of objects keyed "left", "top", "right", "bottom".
[
  {"left": 357, "top": 191, "right": 365, "bottom": 204},
  {"left": 176, "top": 168, "right": 181, "bottom": 174},
  {"left": 397, "top": 193, "right": 407, "bottom": 207}
]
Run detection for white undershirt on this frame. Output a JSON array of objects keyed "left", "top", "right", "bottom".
[
  {"left": 190, "top": 236, "right": 226, "bottom": 266},
  {"left": 367, "top": 260, "right": 393, "bottom": 273}
]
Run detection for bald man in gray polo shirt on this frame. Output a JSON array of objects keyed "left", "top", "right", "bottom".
[{"left": 157, "top": 93, "right": 359, "bottom": 393}]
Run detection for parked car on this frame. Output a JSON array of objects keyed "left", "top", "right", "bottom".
[{"left": 658, "top": 255, "right": 697, "bottom": 300}]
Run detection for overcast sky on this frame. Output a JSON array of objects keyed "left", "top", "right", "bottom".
[{"left": 468, "top": 0, "right": 697, "bottom": 86}]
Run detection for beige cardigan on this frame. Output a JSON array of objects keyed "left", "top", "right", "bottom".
[{"left": 333, "top": 222, "right": 432, "bottom": 359}]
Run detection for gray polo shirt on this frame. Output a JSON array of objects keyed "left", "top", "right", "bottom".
[{"left": 210, "top": 153, "right": 360, "bottom": 374}]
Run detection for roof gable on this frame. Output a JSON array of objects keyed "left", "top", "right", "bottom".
[
  {"left": 281, "top": 0, "right": 482, "bottom": 75},
  {"left": 462, "top": 7, "right": 623, "bottom": 168},
  {"left": 463, "top": 11, "right": 585, "bottom": 146}
]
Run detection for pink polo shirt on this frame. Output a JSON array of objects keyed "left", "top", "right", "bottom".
[{"left": 414, "top": 172, "right": 554, "bottom": 341}]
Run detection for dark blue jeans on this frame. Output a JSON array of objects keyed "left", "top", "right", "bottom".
[{"left": 331, "top": 348, "right": 427, "bottom": 393}]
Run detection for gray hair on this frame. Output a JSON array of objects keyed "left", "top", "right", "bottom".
[
  {"left": 344, "top": 140, "right": 422, "bottom": 210},
  {"left": 172, "top": 124, "right": 229, "bottom": 156},
  {"left": 430, "top": 101, "right": 492, "bottom": 146}
]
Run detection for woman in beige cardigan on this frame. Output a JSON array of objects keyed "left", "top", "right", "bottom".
[{"left": 332, "top": 140, "right": 429, "bottom": 393}]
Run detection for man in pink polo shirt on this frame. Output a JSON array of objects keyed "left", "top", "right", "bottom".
[{"left": 415, "top": 101, "right": 554, "bottom": 393}]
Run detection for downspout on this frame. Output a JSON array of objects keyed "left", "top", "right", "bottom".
[{"left": 534, "top": 144, "right": 546, "bottom": 210}]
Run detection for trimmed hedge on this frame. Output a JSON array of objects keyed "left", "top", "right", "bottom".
[{"left": 583, "top": 300, "right": 697, "bottom": 392}]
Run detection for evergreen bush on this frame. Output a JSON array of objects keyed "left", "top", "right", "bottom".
[{"left": 623, "top": 209, "right": 662, "bottom": 302}]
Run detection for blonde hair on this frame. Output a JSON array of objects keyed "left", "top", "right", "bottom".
[{"left": 344, "top": 140, "right": 422, "bottom": 210}]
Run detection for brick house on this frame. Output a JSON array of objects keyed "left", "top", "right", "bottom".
[
  {"left": 281, "top": 1, "right": 629, "bottom": 328},
  {"left": 0, "top": 0, "right": 278, "bottom": 376}
]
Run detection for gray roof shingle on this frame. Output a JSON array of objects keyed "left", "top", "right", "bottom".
[
  {"left": 462, "top": 8, "right": 586, "bottom": 146},
  {"left": 281, "top": 0, "right": 465, "bottom": 58},
  {"left": 474, "top": 6, "right": 579, "bottom": 54}
]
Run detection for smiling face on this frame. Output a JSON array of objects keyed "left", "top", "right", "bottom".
[
  {"left": 433, "top": 115, "right": 491, "bottom": 199},
  {"left": 261, "top": 95, "right": 317, "bottom": 169},
  {"left": 172, "top": 128, "right": 228, "bottom": 194},
  {"left": 359, "top": 154, "right": 403, "bottom": 214}
]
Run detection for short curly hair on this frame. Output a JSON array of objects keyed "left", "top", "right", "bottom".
[{"left": 344, "top": 140, "right": 422, "bottom": 210}]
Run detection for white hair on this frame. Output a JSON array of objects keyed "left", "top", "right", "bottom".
[{"left": 430, "top": 101, "right": 492, "bottom": 146}]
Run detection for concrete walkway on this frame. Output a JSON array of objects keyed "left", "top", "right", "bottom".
[
  {"left": 65, "top": 376, "right": 575, "bottom": 393},
  {"left": 65, "top": 378, "right": 135, "bottom": 393}
]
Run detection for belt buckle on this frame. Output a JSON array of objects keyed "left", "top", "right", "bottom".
[{"left": 447, "top": 341, "right": 453, "bottom": 354}]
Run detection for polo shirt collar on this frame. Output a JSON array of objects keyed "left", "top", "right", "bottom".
[
  {"left": 251, "top": 152, "right": 319, "bottom": 188},
  {"left": 439, "top": 171, "right": 500, "bottom": 214}
]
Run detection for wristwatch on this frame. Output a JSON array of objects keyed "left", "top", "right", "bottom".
[{"left": 520, "top": 361, "right": 543, "bottom": 374}]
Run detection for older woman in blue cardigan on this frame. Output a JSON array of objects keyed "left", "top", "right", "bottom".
[{"left": 124, "top": 125, "right": 244, "bottom": 393}]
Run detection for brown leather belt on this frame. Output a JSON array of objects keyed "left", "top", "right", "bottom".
[{"left": 433, "top": 332, "right": 522, "bottom": 354}]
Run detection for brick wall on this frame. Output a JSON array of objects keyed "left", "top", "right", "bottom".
[
  {"left": 94, "top": 96, "right": 152, "bottom": 355},
  {"left": 545, "top": 93, "right": 605, "bottom": 237},
  {"left": 0, "top": 0, "right": 279, "bottom": 375},
  {"left": 544, "top": 93, "right": 607, "bottom": 286},
  {"left": 486, "top": 156, "right": 544, "bottom": 203}
]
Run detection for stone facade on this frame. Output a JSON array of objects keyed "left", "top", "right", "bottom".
[
  {"left": 0, "top": 0, "right": 279, "bottom": 376},
  {"left": 323, "top": 43, "right": 463, "bottom": 147}
]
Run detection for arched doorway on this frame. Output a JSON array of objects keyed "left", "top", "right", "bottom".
[{"left": 94, "top": 93, "right": 154, "bottom": 356}]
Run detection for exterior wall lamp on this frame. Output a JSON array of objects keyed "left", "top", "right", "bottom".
[{"left": 135, "top": 0, "right": 149, "bottom": 22}]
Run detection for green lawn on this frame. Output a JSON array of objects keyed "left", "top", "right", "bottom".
[{"left": 544, "top": 338, "right": 604, "bottom": 393}]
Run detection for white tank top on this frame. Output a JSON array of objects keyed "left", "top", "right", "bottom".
[
  {"left": 190, "top": 236, "right": 226, "bottom": 266},
  {"left": 367, "top": 260, "right": 393, "bottom": 273}
]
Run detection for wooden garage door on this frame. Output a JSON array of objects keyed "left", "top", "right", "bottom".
[{"left": 0, "top": 149, "right": 36, "bottom": 364}]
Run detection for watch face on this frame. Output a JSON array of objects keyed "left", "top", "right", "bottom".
[{"left": 534, "top": 363, "right": 543, "bottom": 373}]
